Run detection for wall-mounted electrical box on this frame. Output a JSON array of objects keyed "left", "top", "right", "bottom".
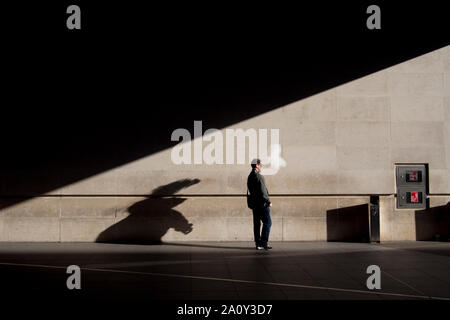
[{"left": 395, "top": 164, "right": 428, "bottom": 209}]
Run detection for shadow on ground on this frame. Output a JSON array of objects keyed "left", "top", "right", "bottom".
[{"left": 162, "top": 242, "right": 257, "bottom": 251}]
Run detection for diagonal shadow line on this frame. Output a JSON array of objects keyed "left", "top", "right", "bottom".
[
  {"left": 1, "top": 41, "right": 447, "bottom": 212},
  {"left": 1, "top": 2, "right": 448, "bottom": 210}
]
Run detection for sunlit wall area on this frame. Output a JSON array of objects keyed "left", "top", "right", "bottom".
[{"left": 0, "top": 45, "right": 449, "bottom": 242}]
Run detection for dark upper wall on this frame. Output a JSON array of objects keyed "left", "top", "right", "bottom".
[{"left": 1, "top": 2, "right": 449, "bottom": 203}]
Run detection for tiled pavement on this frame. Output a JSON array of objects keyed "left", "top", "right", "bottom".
[{"left": 0, "top": 241, "right": 449, "bottom": 301}]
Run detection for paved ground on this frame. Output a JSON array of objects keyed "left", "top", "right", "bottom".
[{"left": 0, "top": 241, "right": 449, "bottom": 302}]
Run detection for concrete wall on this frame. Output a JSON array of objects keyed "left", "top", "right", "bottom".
[
  {"left": 0, "top": 196, "right": 369, "bottom": 242},
  {"left": 1, "top": 45, "right": 449, "bottom": 242},
  {"left": 380, "top": 195, "right": 450, "bottom": 241}
]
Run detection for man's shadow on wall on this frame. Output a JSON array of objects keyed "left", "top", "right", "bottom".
[{"left": 96, "top": 179, "right": 200, "bottom": 244}]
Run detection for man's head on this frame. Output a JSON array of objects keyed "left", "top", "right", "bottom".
[{"left": 251, "top": 158, "right": 262, "bottom": 172}]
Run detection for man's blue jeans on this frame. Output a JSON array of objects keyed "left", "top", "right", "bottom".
[{"left": 252, "top": 206, "right": 272, "bottom": 247}]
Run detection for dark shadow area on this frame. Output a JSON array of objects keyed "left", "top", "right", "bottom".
[
  {"left": 1, "top": 241, "right": 450, "bottom": 305},
  {"left": 1, "top": 2, "right": 449, "bottom": 210},
  {"left": 326, "top": 204, "right": 370, "bottom": 242},
  {"left": 382, "top": 242, "right": 450, "bottom": 258},
  {"left": 162, "top": 242, "right": 256, "bottom": 251},
  {"left": 96, "top": 179, "right": 200, "bottom": 244},
  {"left": 415, "top": 201, "right": 450, "bottom": 241}
]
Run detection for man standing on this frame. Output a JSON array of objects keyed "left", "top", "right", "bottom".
[{"left": 247, "top": 159, "right": 272, "bottom": 250}]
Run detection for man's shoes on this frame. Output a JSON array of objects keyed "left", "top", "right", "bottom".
[
  {"left": 263, "top": 245, "right": 272, "bottom": 250},
  {"left": 256, "top": 246, "right": 264, "bottom": 250}
]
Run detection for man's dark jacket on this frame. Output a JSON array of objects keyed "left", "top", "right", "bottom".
[{"left": 247, "top": 169, "right": 271, "bottom": 209}]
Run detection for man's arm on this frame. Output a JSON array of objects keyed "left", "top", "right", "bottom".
[{"left": 258, "top": 175, "right": 271, "bottom": 206}]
